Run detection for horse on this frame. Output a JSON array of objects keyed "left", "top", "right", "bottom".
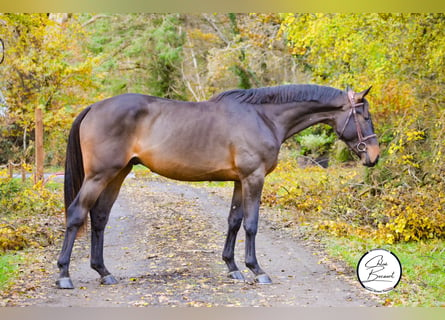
[{"left": 56, "top": 84, "right": 379, "bottom": 289}]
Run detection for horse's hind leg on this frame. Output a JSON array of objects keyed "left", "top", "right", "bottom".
[
  {"left": 56, "top": 168, "right": 124, "bottom": 289},
  {"left": 90, "top": 165, "right": 132, "bottom": 285}
]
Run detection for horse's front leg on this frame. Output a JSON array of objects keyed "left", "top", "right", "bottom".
[
  {"left": 241, "top": 172, "right": 272, "bottom": 284},
  {"left": 222, "top": 181, "right": 245, "bottom": 280}
]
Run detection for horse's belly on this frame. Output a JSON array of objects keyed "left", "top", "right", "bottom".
[
  {"left": 147, "top": 161, "right": 239, "bottom": 181},
  {"left": 136, "top": 148, "right": 238, "bottom": 182}
]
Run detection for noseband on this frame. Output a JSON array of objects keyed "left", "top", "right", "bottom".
[{"left": 339, "top": 91, "right": 377, "bottom": 152}]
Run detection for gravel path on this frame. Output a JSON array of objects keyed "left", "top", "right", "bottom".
[{"left": 4, "top": 176, "right": 379, "bottom": 307}]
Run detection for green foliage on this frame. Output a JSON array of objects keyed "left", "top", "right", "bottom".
[
  {"left": 295, "top": 125, "right": 335, "bottom": 158},
  {"left": 298, "top": 134, "right": 332, "bottom": 155},
  {"left": 331, "top": 141, "right": 354, "bottom": 163},
  {"left": 230, "top": 64, "right": 253, "bottom": 90},
  {"left": 148, "top": 15, "right": 186, "bottom": 99},
  {"left": 83, "top": 13, "right": 186, "bottom": 100},
  {"left": 0, "top": 253, "right": 21, "bottom": 289}
]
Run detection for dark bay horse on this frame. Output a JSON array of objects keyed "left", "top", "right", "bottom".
[{"left": 56, "top": 84, "right": 379, "bottom": 289}]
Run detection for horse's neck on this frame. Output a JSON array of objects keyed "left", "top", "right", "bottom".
[{"left": 263, "top": 101, "right": 340, "bottom": 142}]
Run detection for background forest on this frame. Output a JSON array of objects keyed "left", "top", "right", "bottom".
[
  {"left": 0, "top": 13, "right": 444, "bottom": 305},
  {"left": 1, "top": 11, "right": 444, "bottom": 243}
]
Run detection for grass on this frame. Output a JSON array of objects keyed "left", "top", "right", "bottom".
[
  {"left": 258, "top": 151, "right": 445, "bottom": 307},
  {"left": 0, "top": 253, "right": 21, "bottom": 290},
  {"left": 322, "top": 235, "right": 445, "bottom": 306}
]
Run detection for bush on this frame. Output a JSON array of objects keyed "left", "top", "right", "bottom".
[
  {"left": 0, "top": 169, "right": 64, "bottom": 252},
  {"left": 293, "top": 124, "right": 335, "bottom": 158},
  {"left": 263, "top": 157, "right": 362, "bottom": 220},
  {"left": 263, "top": 156, "right": 445, "bottom": 244},
  {"left": 374, "top": 186, "right": 445, "bottom": 243}
]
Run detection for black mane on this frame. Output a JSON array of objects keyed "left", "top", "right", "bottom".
[{"left": 210, "top": 84, "right": 344, "bottom": 105}]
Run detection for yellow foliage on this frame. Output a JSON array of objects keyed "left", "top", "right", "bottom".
[
  {"left": 263, "top": 156, "right": 445, "bottom": 244},
  {"left": 279, "top": 13, "right": 444, "bottom": 126},
  {"left": 375, "top": 187, "right": 445, "bottom": 243},
  {"left": 0, "top": 225, "right": 38, "bottom": 251},
  {"left": 188, "top": 28, "right": 219, "bottom": 43},
  {"left": 0, "top": 13, "right": 101, "bottom": 165},
  {"left": 0, "top": 169, "right": 64, "bottom": 252}
]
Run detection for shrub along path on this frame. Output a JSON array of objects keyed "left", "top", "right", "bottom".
[{"left": 3, "top": 176, "right": 381, "bottom": 307}]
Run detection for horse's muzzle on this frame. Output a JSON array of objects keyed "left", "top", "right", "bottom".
[
  {"left": 360, "top": 143, "right": 379, "bottom": 167},
  {"left": 362, "top": 153, "right": 379, "bottom": 167}
]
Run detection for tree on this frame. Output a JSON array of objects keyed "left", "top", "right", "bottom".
[
  {"left": 279, "top": 13, "right": 445, "bottom": 120},
  {"left": 280, "top": 13, "right": 445, "bottom": 173},
  {"left": 83, "top": 13, "right": 186, "bottom": 100},
  {"left": 0, "top": 13, "right": 100, "bottom": 165},
  {"left": 201, "top": 14, "right": 306, "bottom": 94}
]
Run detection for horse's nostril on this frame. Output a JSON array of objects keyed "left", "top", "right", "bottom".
[
  {"left": 367, "top": 155, "right": 379, "bottom": 167},
  {"left": 363, "top": 153, "right": 379, "bottom": 167}
]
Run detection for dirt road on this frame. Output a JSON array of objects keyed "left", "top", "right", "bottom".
[{"left": 5, "top": 176, "right": 380, "bottom": 307}]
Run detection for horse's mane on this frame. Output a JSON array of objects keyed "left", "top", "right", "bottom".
[{"left": 209, "top": 84, "right": 344, "bottom": 105}]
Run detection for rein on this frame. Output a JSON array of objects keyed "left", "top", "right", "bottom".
[{"left": 339, "top": 91, "right": 377, "bottom": 152}]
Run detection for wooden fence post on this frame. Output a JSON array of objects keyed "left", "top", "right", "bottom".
[
  {"left": 8, "top": 161, "right": 13, "bottom": 178},
  {"left": 35, "top": 107, "right": 44, "bottom": 183},
  {"left": 21, "top": 160, "right": 26, "bottom": 182}
]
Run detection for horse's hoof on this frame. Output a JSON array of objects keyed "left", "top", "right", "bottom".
[
  {"left": 101, "top": 274, "right": 118, "bottom": 285},
  {"left": 228, "top": 270, "right": 245, "bottom": 281},
  {"left": 255, "top": 274, "right": 272, "bottom": 284},
  {"left": 56, "top": 277, "right": 74, "bottom": 289}
]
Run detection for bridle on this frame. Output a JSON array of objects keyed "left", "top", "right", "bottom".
[
  {"left": 339, "top": 91, "right": 377, "bottom": 153},
  {"left": 0, "top": 38, "right": 4, "bottom": 64}
]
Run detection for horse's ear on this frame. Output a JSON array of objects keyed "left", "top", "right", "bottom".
[
  {"left": 356, "top": 86, "right": 372, "bottom": 100},
  {"left": 346, "top": 85, "right": 353, "bottom": 93}
]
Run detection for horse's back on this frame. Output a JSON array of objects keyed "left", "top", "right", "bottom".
[{"left": 78, "top": 94, "right": 240, "bottom": 180}]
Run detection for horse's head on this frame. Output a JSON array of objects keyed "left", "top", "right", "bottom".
[{"left": 335, "top": 87, "right": 380, "bottom": 167}]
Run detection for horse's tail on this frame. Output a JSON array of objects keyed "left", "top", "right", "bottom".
[{"left": 64, "top": 106, "right": 92, "bottom": 234}]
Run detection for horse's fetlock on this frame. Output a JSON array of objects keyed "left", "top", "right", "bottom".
[
  {"left": 222, "top": 253, "right": 232, "bottom": 263},
  {"left": 245, "top": 261, "right": 257, "bottom": 270},
  {"left": 90, "top": 262, "right": 102, "bottom": 272}
]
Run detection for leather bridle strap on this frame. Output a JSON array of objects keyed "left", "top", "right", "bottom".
[{"left": 339, "top": 91, "right": 377, "bottom": 152}]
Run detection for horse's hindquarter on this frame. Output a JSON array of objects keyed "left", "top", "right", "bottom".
[{"left": 80, "top": 94, "right": 279, "bottom": 181}]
